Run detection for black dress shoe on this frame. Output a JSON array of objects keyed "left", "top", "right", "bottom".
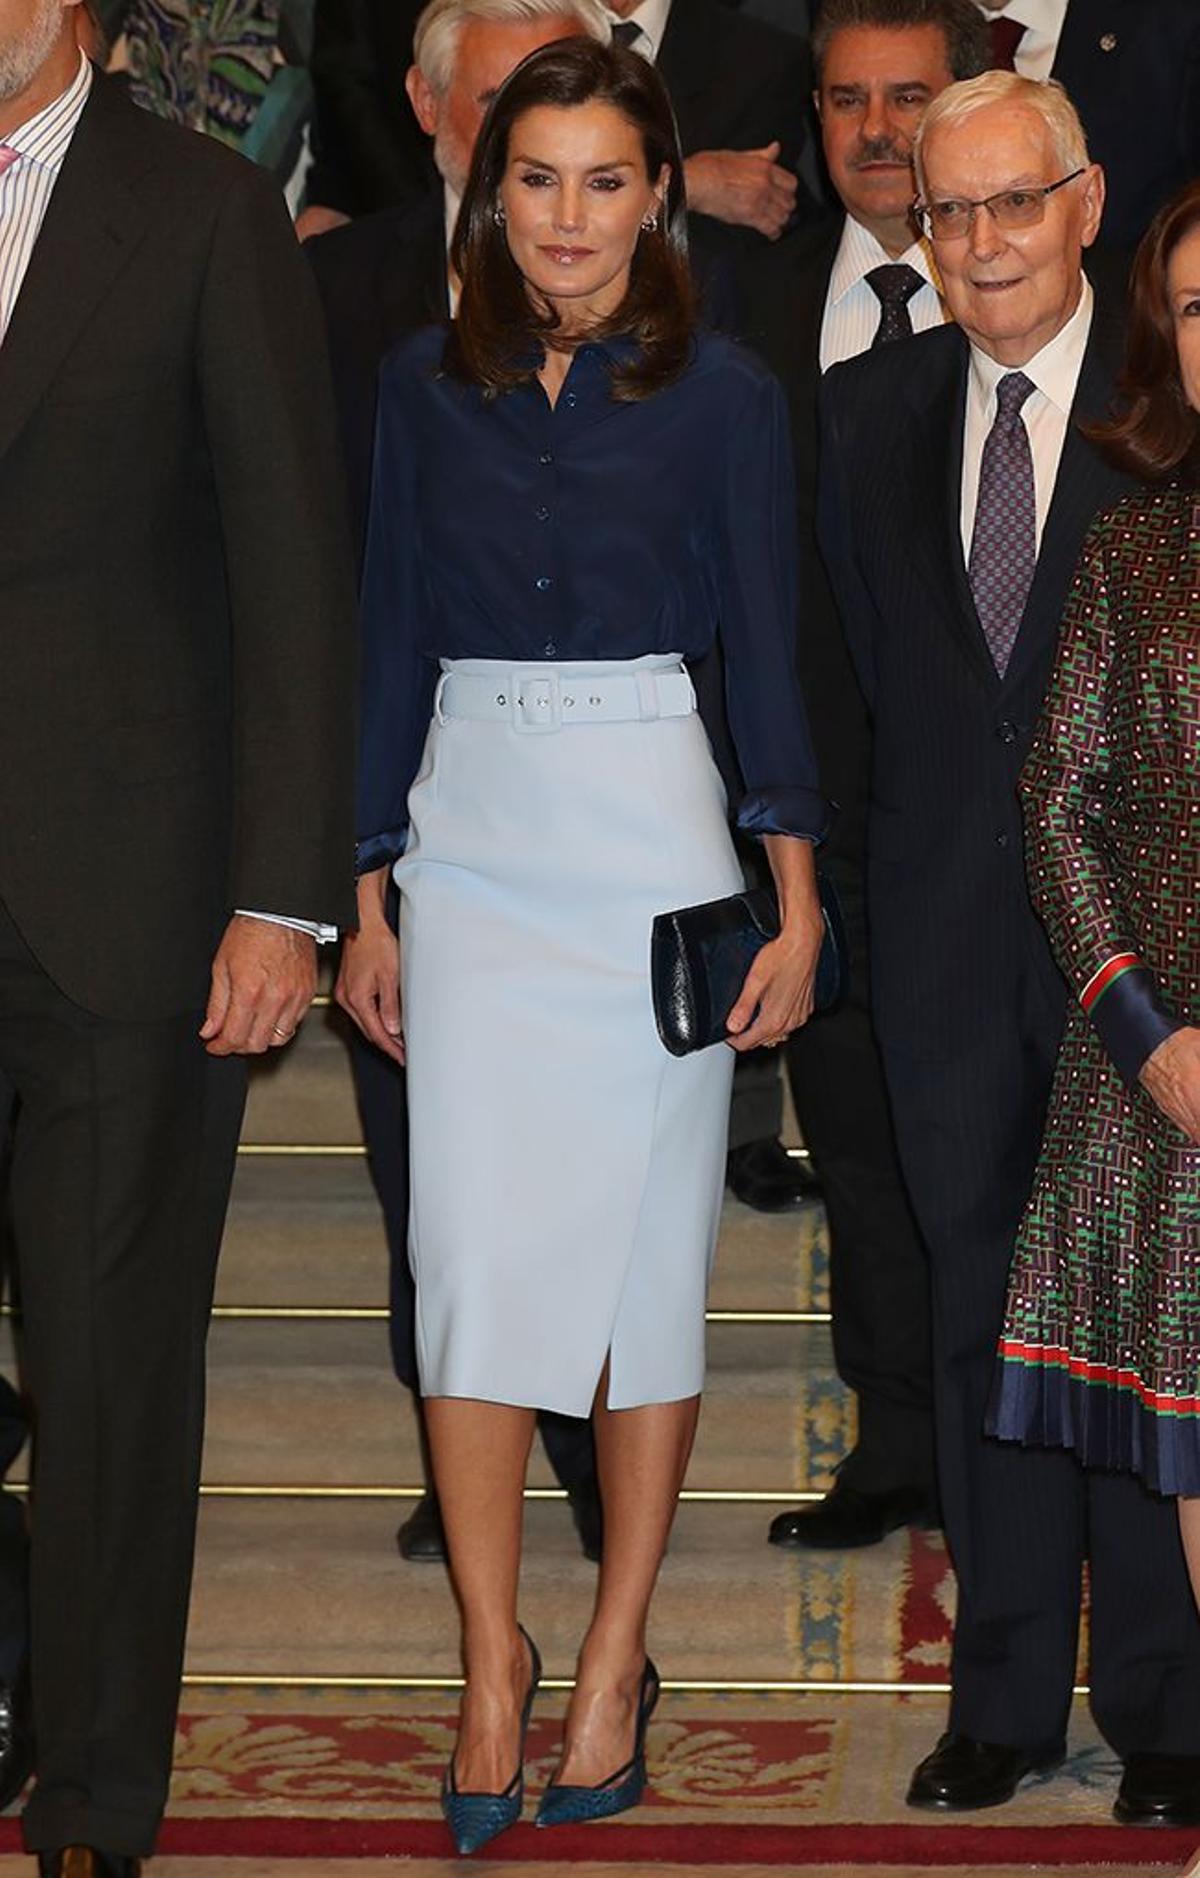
[
  {"left": 1115, "top": 1753, "right": 1200, "bottom": 1826},
  {"left": 907, "top": 1732, "right": 1065, "bottom": 1810},
  {"left": 0, "top": 1679, "right": 32, "bottom": 1812},
  {"left": 726, "top": 1137, "right": 821, "bottom": 1212},
  {"left": 768, "top": 1477, "right": 935, "bottom": 1550},
  {"left": 38, "top": 1851, "right": 141, "bottom": 1877},
  {"left": 396, "top": 1492, "right": 446, "bottom": 1562},
  {"left": 565, "top": 1475, "right": 603, "bottom": 1563}
]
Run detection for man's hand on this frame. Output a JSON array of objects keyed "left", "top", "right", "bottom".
[
  {"left": 683, "top": 143, "right": 798, "bottom": 240},
  {"left": 1140, "top": 1026, "right": 1200, "bottom": 1143},
  {"left": 200, "top": 916, "right": 317, "bottom": 1057},
  {"left": 295, "top": 204, "right": 352, "bottom": 243}
]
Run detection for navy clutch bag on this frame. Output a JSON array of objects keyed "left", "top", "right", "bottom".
[{"left": 651, "top": 875, "right": 846, "bottom": 1058}]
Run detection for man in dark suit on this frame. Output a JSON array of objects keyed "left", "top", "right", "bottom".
[
  {"left": 0, "top": 1, "right": 356, "bottom": 1870},
  {"left": 820, "top": 68, "right": 1200, "bottom": 1822},
  {"left": 301, "top": 0, "right": 814, "bottom": 245},
  {"left": 976, "top": 0, "right": 1200, "bottom": 247},
  {"left": 743, "top": 0, "right": 989, "bottom": 1553},
  {"left": 309, "top": 0, "right": 609, "bottom": 1568}
]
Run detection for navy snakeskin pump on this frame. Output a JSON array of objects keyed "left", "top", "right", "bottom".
[
  {"left": 441, "top": 1626, "right": 542, "bottom": 1856},
  {"left": 535, "top": 1657, "right": 660, "bottom": 1827}
]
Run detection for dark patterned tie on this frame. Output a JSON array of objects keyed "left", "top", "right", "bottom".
[
  {"left": 988, "top": 16, "right": 1027, "bottom": 69},
  {"left": 865, "top": 263, "right": 925, "bottom": 347},
  {"left": 611, "top": 19, "right": 642, "bottom": 46},
  {"left": 968, "top": 371, "right": 1037, "bottom": 678}
]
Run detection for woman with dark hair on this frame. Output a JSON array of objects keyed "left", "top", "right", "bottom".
[
  {"left": 988, "top": 175, "right": 1200, "bottom": 1665},
  {"left": 336, "top": 35, "right": 827, "bottom": 1857}
]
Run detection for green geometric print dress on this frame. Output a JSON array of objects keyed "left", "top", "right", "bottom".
[
  {"left": 987, "top": 487, "right": 1200, "bottom": 1495},
  {"left": 122, "top": 0, "right": 281, "bottom": 149}
]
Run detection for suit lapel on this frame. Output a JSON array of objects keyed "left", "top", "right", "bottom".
[
  {"left": 905, "top": 338, "right": 1000, "bottom": 692},
  {"left": 0, "top": 75, "right": 147, "bottom": 470},
  {"left": 1002, "top": 292, "right": 1128, "bottom": 690}
]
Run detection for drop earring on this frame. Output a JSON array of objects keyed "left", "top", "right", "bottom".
[
  {"left": 493, "top": 204, "right": 506, "bottom": 227},
  {"left": 641, "top": 209, "right": 659, "bottom": 233}
]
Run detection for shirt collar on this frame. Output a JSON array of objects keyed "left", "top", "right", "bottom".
[
  {"left": 828, "top": 212, "right": 941, "bottom": 307},
  {"left": 605, "top": 0, "right": 672, "bottom": 61},
  {"left": 4, "top": 50, "right": 92, "bottom": 172},
  {"left": 968, "top": 271, "right": 1094, "bottom": 415},
  {"left": 975, "top": 0, "right": 1067, "bottom": 35}
]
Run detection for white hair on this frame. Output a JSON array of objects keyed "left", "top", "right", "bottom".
[
  {"left": 414, "top": 0, "right": 611, "bottom": 93},
  {"left": 913, "top": 70, "right": 1090, "bottom": 195}
]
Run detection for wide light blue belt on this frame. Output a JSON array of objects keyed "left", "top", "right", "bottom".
[{"left": 435, "top": 664, "right": 695, "bottom": 735}]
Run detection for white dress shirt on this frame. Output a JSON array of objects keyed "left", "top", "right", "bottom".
[
  {"left": 604, "top": 0, "right": 672, "bottom": 63},
  {"left": 960, "top": 273, "right": 1093, "bottom": 560},
  {"left": 0, "top": 50, "right": 91, "bottom": 340},
  {"left": 974, "top": 0, "right": 1069, "bottom": 82},
  {"left": 0, "top": 53, "right": 334, "bottom": 942},
  {"left": 819, "top": 213, "right": 947, "bottom": 371}
]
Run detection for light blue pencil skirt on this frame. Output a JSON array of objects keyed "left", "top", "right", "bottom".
[{"left": 395, "top": 655, "right": 743, "bottom": 1415}]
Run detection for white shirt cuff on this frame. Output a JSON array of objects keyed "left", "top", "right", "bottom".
[{"left": 236, "top": 909, "right": 339, "bottom": 943}]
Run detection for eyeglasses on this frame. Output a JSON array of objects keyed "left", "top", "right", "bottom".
[{"left": 913, "top": 169, "right": 1086, "bottom": 241}]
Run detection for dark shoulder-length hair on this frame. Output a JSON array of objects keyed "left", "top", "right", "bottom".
[
  {"left": 1088, "top": 178, "right": 1200, "bottom": 483},
  {"left": 444, "top": 37, "right": 695, "bottom": 402}
]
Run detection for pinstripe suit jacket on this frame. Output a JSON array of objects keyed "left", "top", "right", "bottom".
[{"left": 816, "top": 284, "right": 1134, "bottom": 1066}]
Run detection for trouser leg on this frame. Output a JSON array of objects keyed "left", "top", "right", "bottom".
[
  {"left": 886, "top": 1025, "right": 1084, "bottom": 1748},
  {"left": 787, "top": 859, "right": 933, "bottom": 1497},
  {"left": 1088, "top": 1469, "right": 1200, "bottom": 1756},
  {"left": 0, "top": 905, "right": 246, "bottom": 1855}
]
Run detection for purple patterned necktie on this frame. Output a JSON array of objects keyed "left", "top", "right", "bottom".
[
  {"left": 865, "top": 263, "right": 924, "bottom": 347},
  {"left": 969, "top": 370, "right": 1036, "bottom": 678}
]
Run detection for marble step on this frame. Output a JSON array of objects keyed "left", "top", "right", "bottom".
[
  {"left": 183, "top": 1495, "right": 931, "bottom": 1687},
  {"left": 215, "top": 1156, "right": 830, "bottom": 1319},
  {"left": 193, "top": 1318, "right": 850, "bottom": 1496}
]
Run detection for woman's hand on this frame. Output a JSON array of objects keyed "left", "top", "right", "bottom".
[
  {"left": 726, "top": 834, "right": 823, "bottom": 1053},
  {"left": 335, "top": 868, "right": 405, "bottom": 1065},
  {"left": 1140, "top": 1026, "right": 1200, "bottom": 1144}
]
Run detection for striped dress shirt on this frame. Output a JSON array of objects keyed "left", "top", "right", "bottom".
[
  {"left": 0, "top": 50, "right": 91, "bottom": 342},
  {"left": 818, "top": 213, "right": 947, "bottom": 372}
]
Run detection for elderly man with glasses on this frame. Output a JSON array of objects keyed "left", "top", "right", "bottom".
[{"left": 818, "top": 68, "right": 1200, "bottom": 1825}]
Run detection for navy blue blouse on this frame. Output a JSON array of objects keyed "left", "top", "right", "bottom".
[{"left": 356, "top": 324, "right": 829, "bottom": 873}]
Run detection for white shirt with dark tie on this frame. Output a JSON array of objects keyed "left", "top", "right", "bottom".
[
  {"left": 819, "top": 213, "right": 947, "bottom": 371},
  {"left": 604, "top": 0, "right": 672, "bottom": 63}
]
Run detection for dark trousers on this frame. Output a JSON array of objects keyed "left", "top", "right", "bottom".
[
  {"left": 884, "top": 993, "right": 1200, "bottom": 1754},
  {"left": 348, "top": 1023, "right": 597, "bottom": 1491},
  {"left": 0, "top": 1374, "right": 28, "bottom": 1690},
  {"left": 0, "top": 901, "right": 247, "bottom": 1855},
  {"left": 787, "top": 855, "right": 934, "bottom": 1497}
]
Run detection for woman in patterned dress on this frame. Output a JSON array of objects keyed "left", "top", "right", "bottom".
[{"left": 988, "top": 181, "right": 1200, "bottom": 1605}]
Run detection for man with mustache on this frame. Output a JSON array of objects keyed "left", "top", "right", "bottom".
[{"left": 743, "top": 0, "right": 988, "bottom": 1554}]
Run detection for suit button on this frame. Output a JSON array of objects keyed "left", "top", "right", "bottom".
[
  {"left": 996, "top": 720, "right": 1018, "bottom": 744},
  {"left": 996, "top": 831, "right": 1010, "bottom": 849},
  {"left": 535, "top": 575, "right": 553, "bottom": 592}
]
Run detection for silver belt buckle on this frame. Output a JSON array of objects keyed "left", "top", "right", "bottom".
[{"left": 513, "top": 671, "right": 562, "bottom": 733}]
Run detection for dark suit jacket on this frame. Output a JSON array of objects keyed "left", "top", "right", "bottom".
[
  {"left": 0, "top": 72, "right": 357, "bottom": 1018},
  {"left": 1053, "top": 0, "right": 1200, "bottom": 248},
  {"left": 817, "top": 281, "right": 1134, "bottom": 1066},
  {"left": 737, "top": 214, "right": 869, "bottom": 846},
  {"left": 305, "top": 0, "right": 812, "bottom": 218},
  {"left": 306, "top": 0, "right": 432, "bottom": 215},
  {"left": 659, "top": 0, "right": 810, "bottom": 177},
  {"left": 308, "top": 189, "right": 447, "bottom": 557}
]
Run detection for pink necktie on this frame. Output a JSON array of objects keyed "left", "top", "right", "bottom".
[{"left": 0, "top": 148, "right": 18, "bottom": 178}]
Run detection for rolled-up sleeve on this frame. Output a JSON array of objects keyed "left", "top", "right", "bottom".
[
  {"left": 714, "top": 365, "right": 832, "bottom": 843},
  {"left": 355, "top": 356, "right": 437, "bottom": 876}
]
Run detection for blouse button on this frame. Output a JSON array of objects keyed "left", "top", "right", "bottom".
[
  {"left": 544, "top": 639, "right": 558, "bottom": 657},
  {"left": 564, "top": 391, "right": 578, "bottom": 409},
  {"left": 536, "top": 575, "right": 553, "bottom": 592},
  {"left": 539, "top": 450, "right": 554, "bottom": 465},
  {"left": 536, "top": 505, "right": 550, "bottom": 522}
]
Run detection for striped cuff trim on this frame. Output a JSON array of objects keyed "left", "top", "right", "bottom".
[{"left": 1081, "top": 952, "right": 1139, "bottom": 1013}]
